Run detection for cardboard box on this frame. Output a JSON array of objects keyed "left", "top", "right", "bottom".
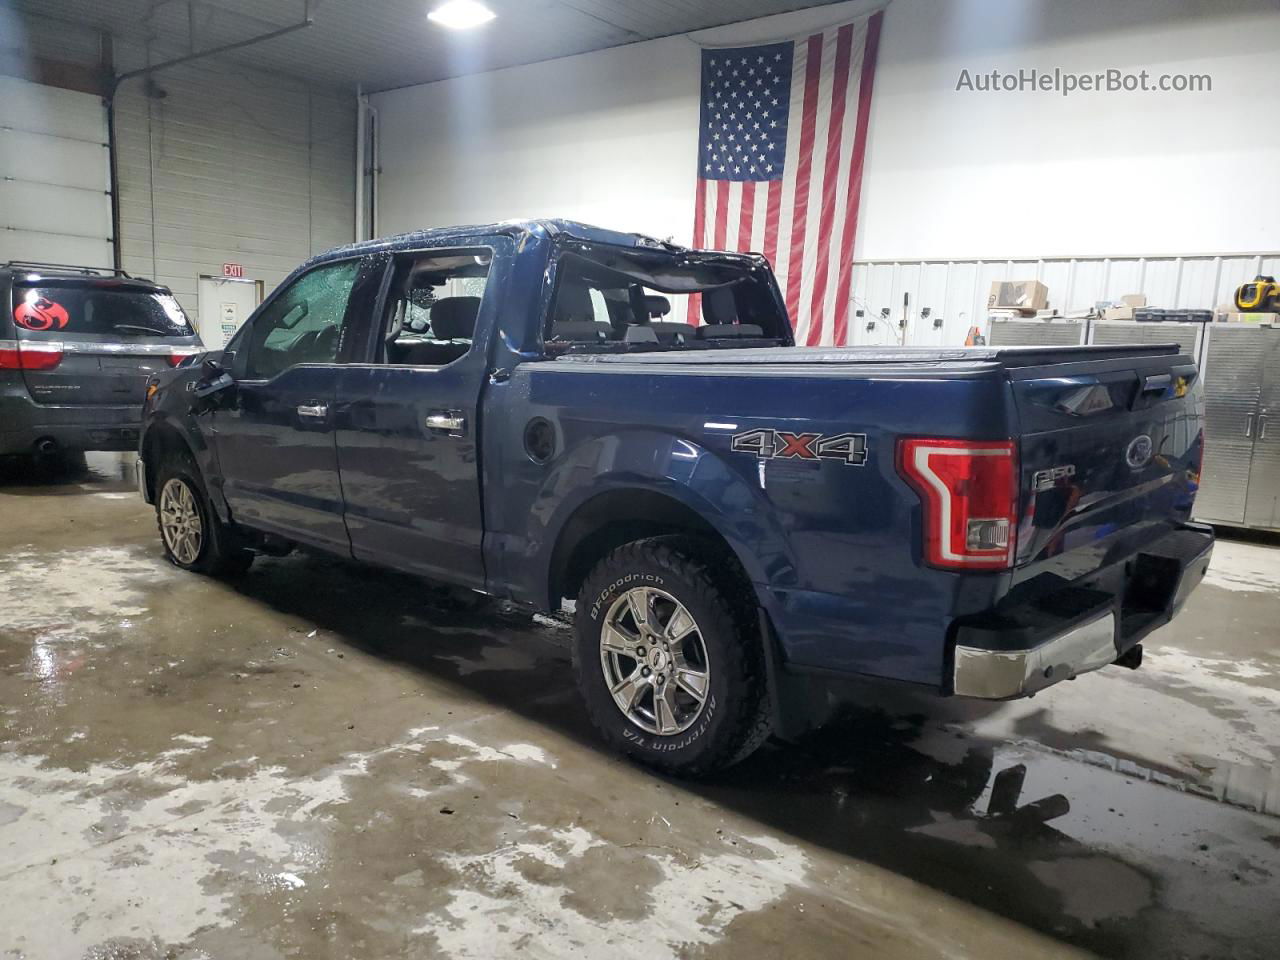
[
  {"left": 988, "top": 280, "right": 1048, "bottom": 314},
  {"left": 1103, "top": 306, "right": 1135, "bottom": 321},
  {"left": 1225, "top": 311, "right": 1280, "bottom": 324},
  {"left": 1121, "top": 293, "right": 1147, "bottom": 307}
]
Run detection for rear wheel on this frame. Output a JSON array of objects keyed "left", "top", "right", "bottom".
[
  {"left": 573, "top": 537, "right": 770, "bottom": 776},
  {"left": 154, "top": 454, "right": 252, "bottom": 576}
]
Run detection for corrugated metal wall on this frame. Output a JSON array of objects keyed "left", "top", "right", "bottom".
[
  {"left": 112, "top": 46, "right": 355, "bottom": 326},
  {"left": 849, "top": 253, "right": 1280, "bottom": 348}
]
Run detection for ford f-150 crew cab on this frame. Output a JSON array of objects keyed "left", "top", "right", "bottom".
[{"left": 136, "top": 220, "right": 1214, "bottom": 775}]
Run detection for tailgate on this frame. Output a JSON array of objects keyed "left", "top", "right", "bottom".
[
  {"left": 18, "top": 336, "right": 194, "bottom": 406},
  {"left": 1008, "top": 345, "right": 1203, "bottom": 568}
]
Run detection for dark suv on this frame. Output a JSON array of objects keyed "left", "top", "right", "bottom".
[{"left": 1, "top": 262, "right": 203, "bottom": 460}]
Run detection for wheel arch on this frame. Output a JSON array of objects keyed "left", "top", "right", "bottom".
[{"left": 545, "top": 487, "right": 755, "bottom": 610}]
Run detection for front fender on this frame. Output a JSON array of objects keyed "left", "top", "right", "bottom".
[{"left": 140, "top": 379, "right": 225, "bottom": 519}]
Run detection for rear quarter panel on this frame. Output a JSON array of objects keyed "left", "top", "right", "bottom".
[{"left": 485, "top": 360, "right": 1015, "bottom": 686}]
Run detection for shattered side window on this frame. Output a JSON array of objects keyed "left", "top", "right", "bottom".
[{"left": 244, "top": 260, "right": 360, "bottom": 378}]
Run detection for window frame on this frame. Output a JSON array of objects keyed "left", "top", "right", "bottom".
[{"left": 359, "top": 245, "right": 496, "bottom": 370}]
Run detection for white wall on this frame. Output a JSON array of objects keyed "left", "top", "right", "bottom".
[
  {"left": 859, "top": 0, "right": 1280, "bottom": 259},
  {"left": 112, "top": 46, "right": 355, "bottom": 326},
  {"left": 373, "top": 0, "right": 1280, "bottom": 261}
]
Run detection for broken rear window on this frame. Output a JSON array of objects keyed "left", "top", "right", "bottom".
[{"left": 544, "top": 246, "right": 790, "bottom": 352}]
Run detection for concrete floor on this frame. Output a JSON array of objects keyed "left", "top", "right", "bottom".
[{"left": 1, "top": 454, "right": 1278, "bottom": 960}]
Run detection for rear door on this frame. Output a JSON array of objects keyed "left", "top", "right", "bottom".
[
  {"left": 333, "top": 244, "right": 498, "bottom": 589},
  {"left": 11, "top": 278, "right": 200, "bottom": 405},
  {"left": 1008, "top": 346, "right": 1203, "bottom": 568}
]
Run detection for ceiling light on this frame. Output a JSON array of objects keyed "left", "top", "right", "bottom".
[{"left": 428, "top": 0, "right": 496, "bottom": 30}]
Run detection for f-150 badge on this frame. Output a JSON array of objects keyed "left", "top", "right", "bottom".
[{"left": 731, "top": 428, "right": 868, "bottom": 466}]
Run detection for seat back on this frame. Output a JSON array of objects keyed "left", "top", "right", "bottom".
[{"left": 430, "top": 296, "right": 481, "bottom": 341}]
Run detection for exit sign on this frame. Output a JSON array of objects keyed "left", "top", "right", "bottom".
[{"left": 222, "top": 262, "right": 245, "bottom": 278}]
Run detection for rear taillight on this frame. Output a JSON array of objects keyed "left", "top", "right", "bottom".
[
  {"left": 0, "top": 339, "right": 64, "bottom": 371},
  {"left": 167, "top": 347, "right": 202, "bottom": 367},
  {"left": 897, "top": 437, "right": 1019, "bottom": 570}
]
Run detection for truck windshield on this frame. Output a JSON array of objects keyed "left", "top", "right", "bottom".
[
  {"left": 13, "top": 281, "right": 194, "bottom": 339},
  {"left": 545, "top": 247, "right": 791, "bottom": 352}
]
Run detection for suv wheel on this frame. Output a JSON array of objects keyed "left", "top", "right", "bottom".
[
  {"left": 573, "top": 537, "right": 770, "bottom": 776},
  {"left": 154, "top": 454, "right": 253, "bottom": 576}
]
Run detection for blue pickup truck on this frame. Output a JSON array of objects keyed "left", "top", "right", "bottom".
[{"left": 137, "top": 220, "right": 1213, "bottom": 774}]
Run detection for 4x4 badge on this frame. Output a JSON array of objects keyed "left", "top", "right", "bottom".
[{"left": 730, "top": 428, "right": 868, "bottom": 466}]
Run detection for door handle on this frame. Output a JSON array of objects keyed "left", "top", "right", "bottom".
[
  {"left": 1245, "top": 414, "right": 1254, "bottom": 438},
  {"left": 425, "top": 412, "right": 466, "bottom": 433},
  {"left": 297, "top": 402, "right": 329, "bottom": 418}
]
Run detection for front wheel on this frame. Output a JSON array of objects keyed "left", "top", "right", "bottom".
[
  {"left": 573, "top": 537, "right": 770, "bottom": 776},
  {"left": 154, "top": 455, "right": 253, "bottom": 576}
]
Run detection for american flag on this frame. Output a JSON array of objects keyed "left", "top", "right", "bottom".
[{"left": 690, "top": 12, "right": 884, "bottom": 346}]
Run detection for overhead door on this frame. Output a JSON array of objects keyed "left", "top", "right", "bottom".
[{"left": 0, "top": 76, "right": 112, "bottom": 268}]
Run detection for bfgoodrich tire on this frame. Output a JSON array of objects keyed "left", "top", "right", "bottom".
[
  {"left": 573, "top": 536, "right": 770, "bottom": 776},
  {"left": 154, "top": 453, "right": 253, "bottom": 577}
]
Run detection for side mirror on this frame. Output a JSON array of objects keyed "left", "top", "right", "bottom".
[{"left": 193, "top": 358, "right": 235, "bottom": 401}]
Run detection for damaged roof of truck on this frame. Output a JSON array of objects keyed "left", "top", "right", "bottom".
[{"left": 302, "top": 219, "right": 765, "bottom": 276}]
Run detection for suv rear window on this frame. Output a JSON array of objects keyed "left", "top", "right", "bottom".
[{"left": 12, "top": 282, "right": 194, "bottom": 338}]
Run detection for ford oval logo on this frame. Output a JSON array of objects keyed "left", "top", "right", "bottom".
[{"left": 1125, "top": 434, "right": 1154, "bottom": 469}]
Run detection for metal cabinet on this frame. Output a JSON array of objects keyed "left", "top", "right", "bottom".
[
  {"left": 987, "top": 319, "right": 1087, "bottom": 347},
  {"left": 1195, "top": 324, "right": 1280, "bottom": 530},
  {"left": 1089, "top": 320, "right": 1205, "bottom": 365}
]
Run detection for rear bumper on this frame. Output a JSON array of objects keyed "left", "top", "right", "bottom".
[
  {"left": 951, "top": 522, "right": 1214, "bottom": 699},
  {"left": 0, "top": 392, "right": 140, "bottom": 454}
]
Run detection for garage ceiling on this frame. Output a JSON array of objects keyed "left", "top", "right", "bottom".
[{"left": 18, "top": 0, "right": 849, "bottom": 92}]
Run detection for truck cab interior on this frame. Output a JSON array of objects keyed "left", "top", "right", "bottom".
[
  {"left": 381, "top": 251, "right": 491, "bottom": 367},
  {"left": 545, "top": 248, "right": 790, "bottom": 352}
]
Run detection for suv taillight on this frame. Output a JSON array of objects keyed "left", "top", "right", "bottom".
[
  {"left": 897, "top": 437, "right": 1018, "bottom": 570},
  {"left": 167, "top": 347, "right": 202, "bottom": 367},
  {"left": 0, "top": 340, "right": 64, "bottom": 371}
]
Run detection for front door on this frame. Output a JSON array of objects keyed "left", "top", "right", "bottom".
[
  {"left": 213, "top": 254, "right": 385, "bottom": 552},
  {"left": 334, "top": 244, "right": 497, "bottom": 589}
]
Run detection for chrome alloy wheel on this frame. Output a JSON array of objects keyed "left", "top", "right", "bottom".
[
  {"left": 599, "top": 586, "right": 711, "bottom": 736},
  {"left": 159, "top": 477, "right": 203, "bottom": 566}
]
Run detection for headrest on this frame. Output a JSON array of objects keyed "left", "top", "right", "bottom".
[
  {"left": 702, "top": 287, "right": 737, "bottom": 325},
  {"left": 430, "top": 296, "right": 481, "bottom": 340},
  {"left": 644, "top": 295, "right": 671, "bottom": 318}
]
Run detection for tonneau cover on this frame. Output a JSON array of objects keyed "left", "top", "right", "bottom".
[{"left": 556, "top": 343, "right": 1186, "bottom": 367}]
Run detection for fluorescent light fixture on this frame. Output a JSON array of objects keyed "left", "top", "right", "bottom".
[{"left": 428, "top": 0, "right": 496, "bottom": 29}]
